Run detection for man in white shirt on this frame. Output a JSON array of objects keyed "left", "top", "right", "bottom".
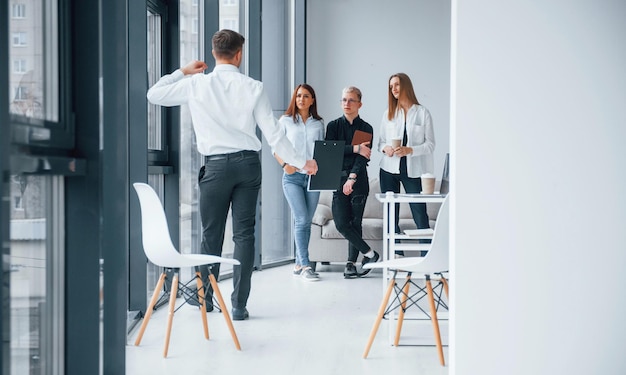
[{"left": 147, "top": 29, "right": 318, "bottom": 321}]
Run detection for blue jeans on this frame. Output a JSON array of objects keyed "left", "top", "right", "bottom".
[
  {"left": 198, "top": 151, "right": 261, "bottom": 309},
  {"left": 282, "top": 173, "right": 319, "bottom": 268}
]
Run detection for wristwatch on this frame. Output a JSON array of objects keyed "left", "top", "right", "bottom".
[{"left": 347, "top": 177, "right": 357, "bottom": 182}]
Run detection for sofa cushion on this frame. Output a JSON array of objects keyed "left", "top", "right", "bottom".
[
  {"left": 318, "top": 190, "right": 333, "bottom": 208},
  {"left": 321, "top": 218, "right": 384, "bottom": 240},
  {"left": 362, "top": 178, "right": 383, "bottom": 219},
  {"left": 312, "top": 204, "right": 332, "bottom": 226}
]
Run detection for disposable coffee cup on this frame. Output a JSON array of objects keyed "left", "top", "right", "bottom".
[
  {"left": 391, "top": 138, "right": 402, "bottom": 148},
  {"left": 421, "top": 173, "right": 436, "bottom": 194}
]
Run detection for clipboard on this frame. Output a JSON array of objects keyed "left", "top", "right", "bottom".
[
  {"left": 308, "top": 140, "right": 345, "bottom": 191},
  {"left": 352, "top": 130, "right": 373, "bottom": 146}
]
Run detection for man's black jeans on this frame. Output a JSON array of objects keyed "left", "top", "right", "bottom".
[{"left": 331, "top": 176, "right": 371, "bottom": 262}]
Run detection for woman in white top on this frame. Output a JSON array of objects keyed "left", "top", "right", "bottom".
[
  {"left": 275, "top": 84, "right": 325, "bottom": 280},
  {"left": 378, "top": 73, "right": 435, "bottom": 236}
]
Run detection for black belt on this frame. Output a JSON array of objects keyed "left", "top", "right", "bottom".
[{"left": 204, "top": 150, "right": 258, "bottom": 162}]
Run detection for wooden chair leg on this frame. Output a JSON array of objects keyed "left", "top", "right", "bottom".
[
  {"left": 440, "top": 276, "right": 449, "bottom": 299},
  {"left": 363, "top": 272, "right": 397, "bottom": 359},
  {"left": 426, "top": 276, "right": 445, "bottom": 366},
  {"left": 135, "top": 273, "right": 167, "bottom": 346},
  {"left": 195, "top": 272, "right": 209, "bottom": 339},
  {"left": 209, "top": 273, "right": 241, "bottom": 350},
  {"left": 162, "top": 274, "right": 179, "bottom": 358},
  {"left": 394, "top": 273, "right": 412, "bottom": 346}
]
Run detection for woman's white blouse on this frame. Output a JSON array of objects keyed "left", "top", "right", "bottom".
[
  {"left": 377, "top": 104, "right": 435, "bottom": 178},
  {"left": 278, "top": 114, "right": 325, "bottom": 174}
]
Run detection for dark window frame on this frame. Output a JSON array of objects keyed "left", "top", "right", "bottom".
[{"left": 10, "top": 0, "right": 75, "bottom": 151}]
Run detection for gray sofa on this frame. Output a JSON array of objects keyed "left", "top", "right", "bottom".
[{"left": 309, "top": 177, "right": 441, "bottom": 270}]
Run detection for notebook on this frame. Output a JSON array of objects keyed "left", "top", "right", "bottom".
[
  {"left": 403, "top": 228, "right": 435, "bottom": 237},
  {"left": 351, "top": 130, "right": 373, "bottom": 146}
]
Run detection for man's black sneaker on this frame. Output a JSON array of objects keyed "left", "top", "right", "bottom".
[
  {"left": 360, "top": 251, "right": 380, "bottom": 276},
  {"left": 343, "top": 262, "right": 358, "bottom": 278},
  {"left": 232, "top": 307, "right": 249, "bottom": 321}
]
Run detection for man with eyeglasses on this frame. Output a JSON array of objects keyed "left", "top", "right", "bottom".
[{"left": 325, "top": 86, "right": 380, "bottom": 278}]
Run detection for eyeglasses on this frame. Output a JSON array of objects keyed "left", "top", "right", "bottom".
[{"left": 341, "top": 98, "right": 360, "bottom": 104}]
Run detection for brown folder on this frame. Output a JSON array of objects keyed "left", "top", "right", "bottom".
[{"left": 352, "top": 130, "right": 373, "bottom": 146}]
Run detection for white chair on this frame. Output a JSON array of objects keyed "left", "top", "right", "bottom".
[
  {"left": 132, "top": 182, "right": 241, "bottom": 357},
  {"left": 362, "top": 194, "right": 450, "bottom": 366}
]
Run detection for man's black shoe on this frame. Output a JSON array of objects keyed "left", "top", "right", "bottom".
[
  {"left": 232, "top": 307, "right": 249, "bottom": 321},
  {"left": 343, "top": 262, "right": 358, "bottom": 278},
  {"left": 360, "top": 251, "right": 380, "bottom": 276}
]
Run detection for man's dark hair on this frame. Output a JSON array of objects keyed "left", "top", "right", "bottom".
[{"left": 212, "top": 29, "right": 245, "bottom": 59}]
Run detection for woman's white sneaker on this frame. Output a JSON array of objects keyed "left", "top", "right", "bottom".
[{"left": 301, "top": 267, "right": 320, "bottom": 281}]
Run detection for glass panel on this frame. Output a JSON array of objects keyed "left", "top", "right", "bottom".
[
  {"left": 179, "top": 0, "right": 202, "bottom": 267},
  {"left": 219, "top": 0, "right": 243, "bottom": 80},
  {"left": 219, "top": 0, "right": 239, "bottom": 32},
  {"left": 147, "top": 10, "right": 163, "bottom": 151},
  {"left": 8, "top": 0, "right": 59, "bottom": 121},
  {"left": 10, "top": 175, "right": 64, "bottom": 374}
]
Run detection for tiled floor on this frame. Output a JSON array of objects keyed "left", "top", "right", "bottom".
[{"left": 126, "top": 263, "right": 449, "bottom": 375}]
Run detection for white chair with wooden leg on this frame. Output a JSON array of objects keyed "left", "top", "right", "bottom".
[
  {"left": 362, "top": 194, "right": 450, "bottom": 366},
  {"left": 132, "top": 182, "right": 242, "bottom": 358}
]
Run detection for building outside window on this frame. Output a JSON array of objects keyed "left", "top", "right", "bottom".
[
  {"left": 12, "top": 32, "right": 28, "bottom": 47},
  {"left": 12, "top": 3, "right": 26, "bottom": 18},
  {"left": 13, "top": 59, "right": 27, "bottom": 74}
]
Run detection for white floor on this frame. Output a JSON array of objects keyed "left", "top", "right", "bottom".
[{"left": 126, "top": 263, "right": 449, "bottom": 375}]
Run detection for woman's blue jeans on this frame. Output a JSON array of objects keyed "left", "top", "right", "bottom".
[{"left": 282, "top": 172, "right": 320, "bottom": 268}]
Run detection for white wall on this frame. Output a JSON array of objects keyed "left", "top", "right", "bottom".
[
  {"left": 453, "top": 1, "right": 626, "bottom": 374},
  {"left": 307, "top": 0, "right": 451, "bottom": 180}
]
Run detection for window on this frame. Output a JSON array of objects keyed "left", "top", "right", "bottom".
[
  {"left": 13, "top": 196, "right": 24, "bottom": 211},
  {"left": 12, "top": 3, "right": 26, "bottom": 19},
  {"left": 13, "top": 59, "right": 27, "bottom": 74},
  {"left": 192, "top": 19, "right": 198, "bottom": 34},
  {"left": 9, "top": 175, "right": 65, "bottom": 374},
  {"left": 222, "top": 18, "right": 238, "bottom": 31},
  {"left": 147, "top": 10, "right": 164, "bottom": 152},
  {"left": 222, "top": 0, "right": 236, "bottom": 5},
  {"left": 12, "top": 32, "right": 27, "bottom": 47},
  {"left": 14, "top": 86, "right": 28, "bottom": 101},
  {"left": 9, "top": 0, "right": 64, "bottom": 130}
]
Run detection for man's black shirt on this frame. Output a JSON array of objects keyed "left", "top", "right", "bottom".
[{"left": 325, "top": 115, "right": 373, "bottom": 179}]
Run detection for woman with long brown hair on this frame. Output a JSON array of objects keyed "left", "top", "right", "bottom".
[
  {"left": 274, "top": 84, "right": 325, "bottom": 280},
  {"left": 378, "top": 73, "right": 436, "bottom": 241}
]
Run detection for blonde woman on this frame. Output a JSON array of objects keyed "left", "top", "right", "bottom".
[{"left": 378, "top": 73, "right": 435, "bottom": 240}]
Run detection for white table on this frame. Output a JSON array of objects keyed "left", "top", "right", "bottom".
[{"left": 375, "top": 192, "right": 446, "bottom": 262}]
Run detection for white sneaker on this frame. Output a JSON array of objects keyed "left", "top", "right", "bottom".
[{"left": 301, "top": 267, "right": 320, "bottom": 281}]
